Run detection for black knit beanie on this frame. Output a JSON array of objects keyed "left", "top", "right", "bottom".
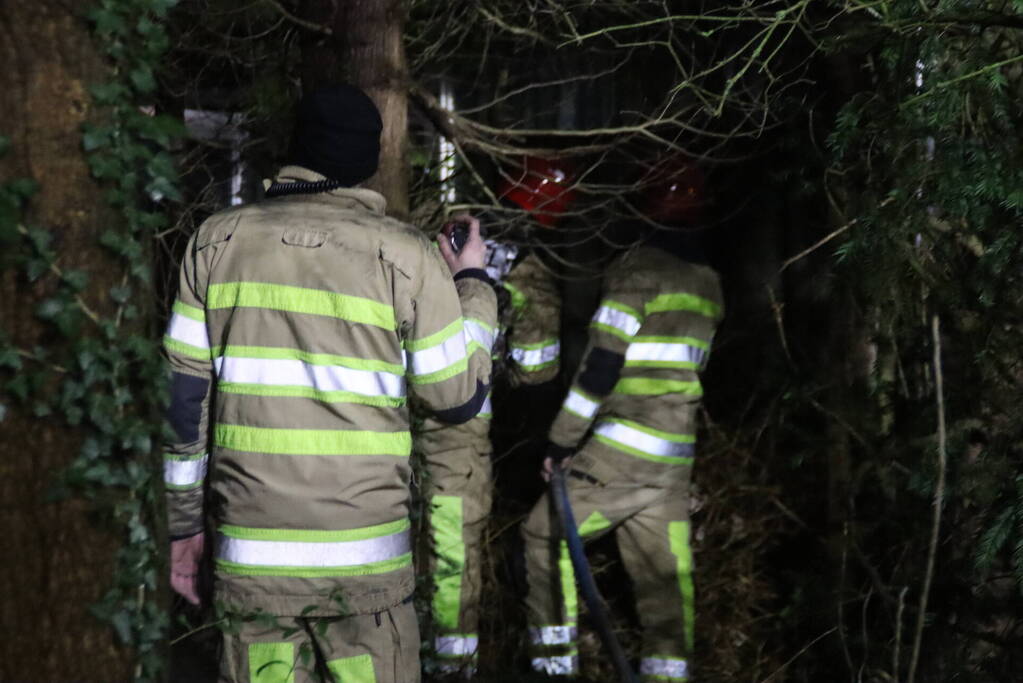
[{"left": 288, "top": 84, "right": 383, "bottom": 187}]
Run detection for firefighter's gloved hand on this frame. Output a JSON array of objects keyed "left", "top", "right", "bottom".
[
  {"left": 438, "top": 214, "right": 486, "bottom": 275},
  {"left": 170, "top": 532, "right": 205, "bottom": 606},
  {"left": 542, "top": 442, "right": 574, "bottom": 482}
]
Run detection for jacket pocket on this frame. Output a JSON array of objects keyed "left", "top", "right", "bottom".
[{"left": 281, "top": 228, "right": 327, "bottom": 248}]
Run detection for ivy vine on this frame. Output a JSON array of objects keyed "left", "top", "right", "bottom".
[{"left": 0, "top": 0, "right": 182, "bottom": 679}]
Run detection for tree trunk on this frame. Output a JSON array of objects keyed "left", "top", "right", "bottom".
[
  {"left": 0, "top": 3, "right": 132, "bottom": 680},
  {"left": 299, "top": 0, "right": 409, "bottom": 220}
]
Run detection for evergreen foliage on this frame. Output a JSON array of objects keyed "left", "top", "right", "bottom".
[{"left": 0, "top": 1, "right": 182, "bottom": 679}]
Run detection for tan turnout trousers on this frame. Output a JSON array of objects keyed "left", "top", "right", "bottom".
[
  {"left": 219, "top": 601, "right": 419, "bottom": 683},
  {"left": 522, "top": 442, "right": 694, "bottom": 681}
]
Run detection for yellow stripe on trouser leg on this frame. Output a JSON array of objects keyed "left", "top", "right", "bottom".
[
  {"left": 430, "top": 495, "right": 465, "bottom": 631},
  {"left": 248, "top": 642, "right": 295, "bottom": 683},
  {"left": 668, "top": 521, "right": 695, "bottom": 653},
  {"left": 326, "top": 653, "right": 376, "bottom": 683},
  {"left": 557, "top": 511, "right": 613, "bottom": 628}
]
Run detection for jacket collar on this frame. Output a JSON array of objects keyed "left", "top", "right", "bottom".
[{"left": 267, "top": 165, "right": 388, "bottom": 215}]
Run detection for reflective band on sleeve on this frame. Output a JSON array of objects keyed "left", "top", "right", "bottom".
[
  {"left": 528, "top": 625, "right": 577, "bottom": 646},
  {"left": 435, "top": 634, "right": 479, "bottom": 657},
  {"left": 614, "top": 377, "right": 702, "bottom": 397},
  {"left": 164, "top": 453, "right": 208, "bottom": 488},
  {"left": 645, "top": 292, "right": 720, "bottom": 318},
  {"left": 592, "top": 304, "right": 642, "bottom": 338},
  {"left": 640, "top": 657, "right": 689, "bottom": 680},
  {"left": 172, "top": 300, "right": 205, "bottom": 322},
  {"left": 166, "top": 312, "right": 209, "bottom": 350},
  {"left": 477, "top": 393, "right": 493, "bottom": 418},
  {"left": 463, "top": 318, "right": 496, "bottom": 353},
  {"left": 216, "top": 524, "right": 411, "bottom": 569},
  {"left": 214, "top": 356, "right": 405, "bottom": 398},
  {"left": 594, "top": 420, "right": 694, "bottom": 458},
  {"left": 562, "top": 389, "right": 599, "bottom": 419},
  {"left": 531, "top": 655, "right": 578, "bottom": 676},
  {"left": 511, "top": 340, "right": 560, "bottom": 369},
  {"left": 409, "top": 330, "right": 469, "bottom": 377},
  {"left": 625, "top": 342, "right": 705, "bottom": 366}
]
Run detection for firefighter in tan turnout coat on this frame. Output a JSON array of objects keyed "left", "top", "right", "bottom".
[
  {"left": 163, "top": 85, "right": 496, "bottom": 683},
  {"left": 418, "top": 157, "right": 573, "bottom": 676},
  {"left": 520, "top": 159, "right": 723, "bottom": 681}
]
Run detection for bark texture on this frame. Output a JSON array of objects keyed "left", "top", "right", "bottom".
[
  {"left": 299, "top": 0, "right": 410, "bottom": 219},
  {"left": 0, "top": 3, "right": 131, "bottom": 680}
]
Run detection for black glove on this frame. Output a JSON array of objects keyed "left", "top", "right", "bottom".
[{"left": 546, "top": 441, "right": 574, "bottom": 464}]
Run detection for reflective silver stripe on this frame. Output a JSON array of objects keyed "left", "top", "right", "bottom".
[
  {"left": 531, "top": 655, "right": 578, "bottom": 676},
  {"left": 164, "top": 454, "right": 208, "bottom": 487},
  {"left": 626, "top": 342, "right": 705, "bottom": 365},
  {"left": 594, "top": 421, "right": 694, "bottom": 458},
  {"left": 214, "top": 356, "right": 404, "bottom": 397},
  {"left": 463, "top": 319, "right": 496, "bottom": 351},
  {"left": 593, "top": 305, "right": 641, "bottom": 337},
  {"left": 528, "top": 625, "right": 577, "bottom": 645},
  {"left": 217, "top": 528, "right": 411, "bottom": 567},
  {"left": 435, "top": 635, "right": 479, "bottom": 657},
  {"left": 409, "top": 331, "right": 468, "bottom": 376},
  {"left": 477, "top": 393, "right": 493, "bottom": 417},
  {"left": 640, "top": 657, "right": 688, "bottom": 679},
  {"left": 563, "top": 389, "right": 599, "bottom": 419},
  {"left": 511, "top": 341, "right": 560, "bottom": 368},
  {"left": 166, "top": 313, "right": 209, "bottom": 349}
]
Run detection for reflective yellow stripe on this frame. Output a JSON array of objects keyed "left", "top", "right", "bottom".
[
  {"left": 613, "top": 377, "right": 702, "bottom": 397},
  {"left": 248, "top": 642, "right": 294, "bottom": 683},
  {"left": 207, "top": 281, "right": 396, "bottom": 329},
  {"left": 645, "top": 292, "right": 720, "bottom": 318},
  {"left": 326, "top": 654, "right": 376, "bottom": 683},
  {"left": 214, "top": 424, "right": 411, "bottom": 456},
  {"left": 430, "top": 495, "right": 465, "bottom": 631},
  {"left": 172, "top": 299, "right": 205, "bottom": 322},
  {"left": 669, "top": 521, "right": 695, "bottom": 653}
]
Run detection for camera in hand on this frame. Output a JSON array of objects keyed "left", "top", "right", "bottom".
[{"left": 445, "top": 221, "right": 470, "bottom": 253}]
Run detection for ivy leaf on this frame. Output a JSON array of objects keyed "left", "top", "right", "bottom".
[
  {"left": 36, "top": 298, "right": 65, "bottom": 321},
  {"left": 82, "top": 127, "right": 111, "bottom": 152},
  {"left": 110, "top": 610, "right": 133, "bottom": 646},
  {"left": 88, "top": 81, "right": 129, "bottom": 105},
  {"left": 0, "top": 346, "right": 21, "bottom": 370},
  {"left": 109, "top": 284, "right": 132, "bottom": 304},
  {"left": 62, "top": 269, "right": 89, "bottom": 292},
  {"left": 25, "top": 258, "right": 48, "bottom": 282},
  {"left": 129, "top": 66, "right": 156, "bottom": 94},
  {"left": 8, "top": 178, "right": 38, "bottom": 200}
]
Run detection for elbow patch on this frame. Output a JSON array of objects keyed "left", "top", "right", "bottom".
[
  {"left": 167, "top": 372, "right": 210, "bottom": 443},
  {"left": 433, "top": 380, "right": 490, "bottom": 425},
  {"left": 577, "top": 347, "right": 624, "bottom": 397}
]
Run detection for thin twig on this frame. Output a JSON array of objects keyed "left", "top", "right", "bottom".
[
  {"left": 893, "top": 586, "right": 908, "bottom": 682},
  {"left": 907, "top": 316, "right": 946, "bottom": 683},
  {"left": 169, "top": 617, "right": 228, "bottom": 646},
  {"left": 759, "top": 627, "right": 838, "bottom": 682},
  {"left": 779, "top": 196, "right": 896, "bottom": 272},
  {"left": 262, "top": 0, "right": 332, "bottom": 36}
]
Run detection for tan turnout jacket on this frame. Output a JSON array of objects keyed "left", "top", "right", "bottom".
[{"left": 162, "top": 167, "right": 496, "bottom": 616}]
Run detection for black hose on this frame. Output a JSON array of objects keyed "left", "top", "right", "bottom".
[{"left": 550, "top": 467, "right": 638, "bottom": 683}]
